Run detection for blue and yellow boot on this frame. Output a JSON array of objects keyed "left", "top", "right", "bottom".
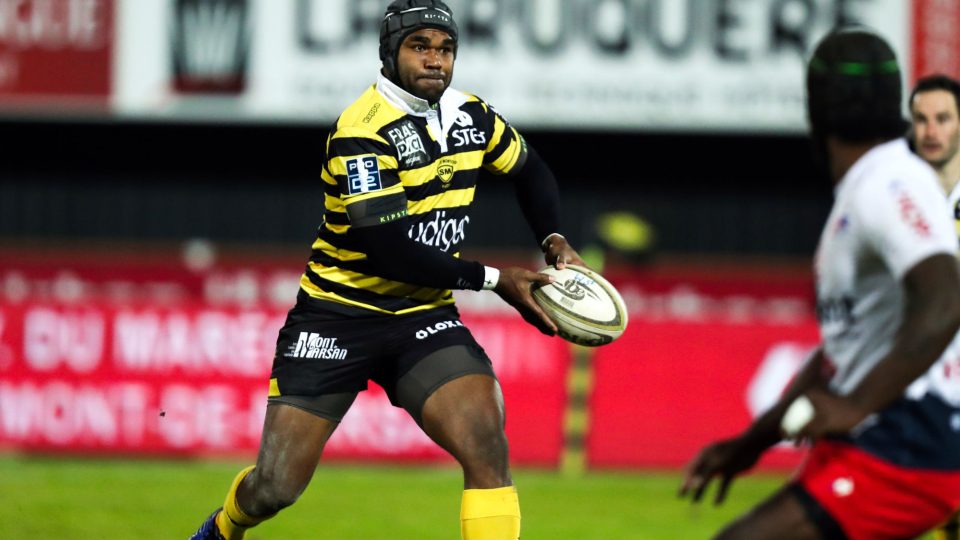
[{"left": 188, "top": 508, "right": 226, "bottom": 540}]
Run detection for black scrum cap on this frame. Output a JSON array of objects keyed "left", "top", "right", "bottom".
[
  {"left": 379, "top": 0, "right": 458, "bottom": 78},
  {"left": 807, "top": 28, "right": 906, "bottom": 142}
]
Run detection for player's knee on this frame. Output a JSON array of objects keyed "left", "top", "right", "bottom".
[
  {"left": 245, "top": 468, "right": 309, "bottom": 514},
  {"left": 459, "top": 411, "right": 509, "bottom": 470}
]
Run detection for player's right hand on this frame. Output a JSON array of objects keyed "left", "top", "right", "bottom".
[
  {"left": 678, "top": 436, "right": 764, "bottom": 506},
  {"left": 494, "top": 267, "right": 558, "bottom": 336}
]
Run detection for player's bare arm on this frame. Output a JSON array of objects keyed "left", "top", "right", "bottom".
[{"left": 797, "top": 253, "right": 960, "bottom": 439}]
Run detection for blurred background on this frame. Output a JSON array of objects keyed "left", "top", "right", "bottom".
[{"left": 0, "top": 1, "right": 956, "bottom": 538}]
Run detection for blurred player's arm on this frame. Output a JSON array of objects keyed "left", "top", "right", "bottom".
[
  {"left": 799, "top": 253, "right": 960, "bottom": 438},
  {"left": 678, "top": 346, "right": 828, "bottom": 505}
]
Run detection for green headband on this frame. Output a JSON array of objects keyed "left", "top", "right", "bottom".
[{"left": 809, "top": 58, "right": 900, "bottom": 76}]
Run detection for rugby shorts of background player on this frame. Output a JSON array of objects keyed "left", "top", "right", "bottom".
[
  {"left": 268, "top": 296, "right": 494, "bottom": 422},
  {"left": 791, "top": 440, "right": 960, "bottom": 540}
]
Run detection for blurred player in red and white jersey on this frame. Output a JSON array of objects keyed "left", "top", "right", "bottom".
[
  {"left": 680, "top": 29, "right": 960, "bottom": 540},
  {"left": 910, "top": 73, "right": 960, "bottom": 540}
]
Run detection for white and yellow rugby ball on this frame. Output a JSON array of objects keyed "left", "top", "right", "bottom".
[{"left": 532, "top": 264, "right": 628, "bottom": 347}]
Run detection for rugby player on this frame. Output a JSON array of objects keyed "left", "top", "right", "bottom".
[
  {"left": 189, "top": 1, "right": 582, "bottom": 539},
  {"left": 679, "top": 29, "right": 960, "bottom": 540},
  {"left": 911, "top": 74, "right": 960, "bottom": 228},
  {"left": 910, "top": 74, "right": 960, "bottom": 540}
]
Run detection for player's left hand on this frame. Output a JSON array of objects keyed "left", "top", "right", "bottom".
[
  {"left": 542, "top": 234, "right": 584, "bottom": 270},
  {"left": 795, "top": 387, "right": 870, "bottom": 440},
  {"left": 678, "top": 435, "right": 764, "bottom": 506}
]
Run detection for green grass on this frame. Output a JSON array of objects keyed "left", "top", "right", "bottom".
[{"left": 0, "top": 454, "right": 795, "bottom": 540}]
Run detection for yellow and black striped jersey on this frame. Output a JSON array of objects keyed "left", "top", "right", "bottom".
[{"left": 299, "top": 74, "right": 528, "bottom": 316}]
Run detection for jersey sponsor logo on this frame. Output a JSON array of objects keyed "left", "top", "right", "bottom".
[
  {"left": 378, "top": 209, "right": 408, "bottom": 224},
  {"left": 891, "top": 183, "right": 931, "bottom": 237},
  {"left": 451, "top": 127, "right": 487, "bottom": 147},
  {"left": 436, "top": 158, "right": 456, "bottom": 185},
  {"left": 816, "top": 296, "right": 856, "bottom": 337},
  {"left": 415, "top": 319, "right": 464, "bottom": 340},
  {"left": 454, "top": 110, "right": 473, "bottom": 127},
  {"left": 386, "top": 120, "right": 428, "bottom": 167},
  {"left": 362, "top": 102, "right": 380, "bottom": 124},
  {"left": 408, "top": 210, "right": 469, "bottom": 252},
  {"left": 288, "top": 332, "right": 348, "bottom": 360},
  {"left": 346, "top": 156, "right": 382, "bottom": 195}
]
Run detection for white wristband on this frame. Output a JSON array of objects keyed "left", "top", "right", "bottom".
[
  {"left": 540, "top": 233, "right": 565, "bottom": 251},
  {"left": 482, "top": 266, "right": 500, "bottom": 290}
]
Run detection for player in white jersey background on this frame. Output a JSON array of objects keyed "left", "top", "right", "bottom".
[
  {"left": 680, "top": 29, "right": 960, "bottom": 540},
  {"left": 911, "top": 75, "right": 960, "bottom": 237},
  {"left": 910, "top": 73, "right": 960, "bottom": 540}
]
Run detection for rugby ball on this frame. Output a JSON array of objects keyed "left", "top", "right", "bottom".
[{"left": 532, "top": 264, "right": 628, "bottom": 347}]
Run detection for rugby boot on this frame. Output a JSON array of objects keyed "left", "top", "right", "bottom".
[{"left": 188, "top": 508, "right": 227, "bottom": 540}]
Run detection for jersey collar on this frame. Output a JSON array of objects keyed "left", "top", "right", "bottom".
[{"left": 376, "top": 73, "right": 439, "bottom": 117}]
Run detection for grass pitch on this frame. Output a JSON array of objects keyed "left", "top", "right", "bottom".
[
  {"left": 0, "top": 454, "right": 785, "bottom": 540},
  {"left": 0, "top": 454, "right": 936, "bottom": 539}
]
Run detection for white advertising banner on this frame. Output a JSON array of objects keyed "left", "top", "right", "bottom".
[{"left": 114, "top": 0, "right": 911, "bottom": 131}]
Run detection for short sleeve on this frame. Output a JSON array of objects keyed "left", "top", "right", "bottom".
[
  {"left": 324, "top": 126, "right": 409, "bottom": 228},
  {"left": 856, "top": 168, "right": 956, "bottom": 279},
  {"left": 480, "top": 103, "right": 528, "bottom": 175}
]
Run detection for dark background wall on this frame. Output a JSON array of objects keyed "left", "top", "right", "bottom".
[{"left": 0, "top": 121, "right": 831, "bottom": 256}]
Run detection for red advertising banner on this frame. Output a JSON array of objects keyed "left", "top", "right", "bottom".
[
  {"left": 588, "top": 321, "right": 818, "bottom": 469},
  {"left": 911, "top": 0, "right": 960, "bottom": 82},
  {"left": 0, "top": 0, "right": 114, "bottom": 102},
  {"left": 0, "top": 250, "right": 818, "bottom": 470},
  {"left": 0, "top": 300, "right": 571, "bottom": 466},
  {"left": 585, "top": 266, "right": 819, "bottom": 470}
]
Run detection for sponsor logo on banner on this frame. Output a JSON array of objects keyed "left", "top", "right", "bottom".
[
  {"left": 115, "top": 0, "right": 909, "bottom": 130},
  {"left": 345, "top": 156, "right": 382, "bottom": 195},
  {"left": 171, "top": 0, "right": 250, "bottom": 94},
  {"left": 386, "top": 120, "right": 428, "bottom": 167},
  {"left": 290, "top": 332, "right": 347, "bottom": 360},
  {"left": 0, "top": 0, "right": 114, "bottom": 99}
]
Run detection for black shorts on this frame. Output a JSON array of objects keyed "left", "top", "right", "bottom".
[{"left": 269, "top": 292, "right": 493, "bottom": 418}]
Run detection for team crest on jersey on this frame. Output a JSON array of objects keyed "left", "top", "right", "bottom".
[
  {"left": 386, "top": 120, "right": 428, "bottom": 167},
  {"left": 436, "top": 158, "right": 456, "bottom": 186},
  {"left": 346, "top": 156, "right": 382, "bottom": 195}
]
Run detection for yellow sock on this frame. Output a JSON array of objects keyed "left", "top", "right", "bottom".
[
  {"left": 460, "top": 486, "right": 521, "bottom": 540},
  {"left": 214, "top": 465, "right": 272, "bottom": 540},
  {"left": 935, "top": 512, "right": 960, "bottom": 540}
]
